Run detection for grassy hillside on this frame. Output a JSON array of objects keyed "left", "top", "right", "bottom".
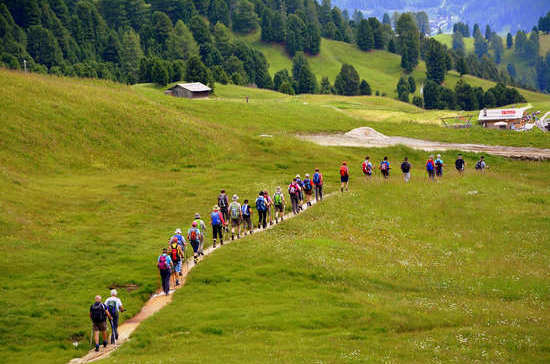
[
  {"left": 1, "top": 69, "right": 550, "bottom": 363},
  {"left": 433, "top": 33, "right": 475, "bottom": 53}
]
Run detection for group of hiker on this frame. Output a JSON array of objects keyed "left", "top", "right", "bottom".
[
  {"left": 88, "top": 153, "right": 488, "bottom": 352},
  {"left": 340, "top": 154, "right": 488, "bottom": 186}
]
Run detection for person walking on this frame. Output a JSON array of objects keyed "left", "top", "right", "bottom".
[
  {"left": 401, "top": 157, "right": 411, "bottom": 182},
  {"left": 302, "top": 174, "right": 313, "bottom": 207},
  {"left": 170, "top": 229, "right": 186, "bottom": 276},
  {"left": 217, "top": 190, "right": 229, "bottom": 232},
  {"left": 455, "top": 154, "right": 466, "bottom": 175},
  {"left": 361, "top": 156, "right": 373, "bottom": 180},
  {"left": 435, "top": 154, "right": 444, "bottom": 178},
  {"left": 104, "top": 289, "right": 125, "bottom": 345},
  {"left": 90, "top": 295, "right": 112, "bottom": 351},
  {"left": 426, "top": 155, "right": 435, "bottom": 180},
  {"left": 295, "top": 175, "right": 304, "bottom": 210},
  {"left": 313, "top": 168, "right": 323, "bottom": 201},
  {"left": 379, "top": 157, "right": 391, "bottom": 179},
  {"left": 475, "top": 156, "right": 488, "bottom": 172},
  {"left": 339, "top": 162, "right": 350, "bottom": 193},
  {"left": 229, "top": 194, "right": 242, "bottom": 240},
  {"left": 241, "top": 199, "right": 253, "bottom": 235},
  {"left": 256, "top": 191, "right": 268, "bottom": 229},
  {"left": 169, "top": 236, "right": 184, "bottom": 286},
  {"left": 192, "top": 213, "right": 207, "bottom": 256},
  {"left": 187, "top": 221, "right": 202, "bottom": 264},
  {"left": 210, "top": 205, "right": 225, "bottom": 248},
  {"left": 288, "top": 178, "right": 301, "bottom": 214},
  {"left": 273, "top": 186, "right": 285, "bottom": 223},
  {"left": 264, "top": 190, "right": 274, "bottom": 226},
  {"left": 157, "top": 248, "right": 173, "bottom": 295}
]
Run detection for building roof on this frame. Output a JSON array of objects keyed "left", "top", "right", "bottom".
[
  {"left": 478, "top": 108, "right": 524, "bottom": 121},
  {"left": 170, "top": 82, "right": 211, "bottom": 92}
]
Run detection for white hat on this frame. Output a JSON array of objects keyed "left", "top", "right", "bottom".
[
  {"left": 175, "top": 228, "right": 182, "bottom": 234},
  {"left": 111, "top": 289, "right": 117, "bottom": 296},
  {"left": 305, "top": 173, "right": 310, "bottom": 177},
  {"left": 232, "top": 194, "right": 238, "bottom": 201},
  {"left": 296, "top": 174, "right": 301, "bottom": 178},
  {"left": 437, "top": 154, "right": 441, "bottom": 158}
]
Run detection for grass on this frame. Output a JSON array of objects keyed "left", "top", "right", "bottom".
[
  {"left": 1, "top": 69, "right": 550, "bottom": 363},
  {"left": 433, "top": 33, "right": 475, "bottom": 53}
]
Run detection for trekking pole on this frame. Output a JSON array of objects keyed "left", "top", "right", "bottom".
[
  {"left": 109, "top": 317, "right": 117, "bottom": 346},
  {"left": 89, "top": 327, "right": 93, "bottom": 349}
]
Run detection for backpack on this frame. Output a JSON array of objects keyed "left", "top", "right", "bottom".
[
  {"left": 91, "top": 302, "right": 106, "bottom": 323},
  {"left": 340, "top": 166, "right": 348, "bottom": 177},
  {"left": 211, "top": 211, "right": 221, "bottom": 225},
  {"left": 171, "top": 242, "right": 180, "bottom": 262},
  {"left": 289, "top": 184, "right": 297, "bottom": 195},
  {"left": 303, "top": 179, "right": 312, "bottom": 191},
  {"left": 381, "top": 162, "right": 388, "bottom": 171},
  {"left": 230, "top": 202, "right": 240, "bottom": 219},
  {"left": 362, "top": 161, "right": 372, "bottom": 174},
  {"left": 273, "top": 192, "right": 282, "bottom": 205},
  {"left": 256, "top": 196, "right": 266, "bottom": 211},
  {"left": 157, "top": 255, "right": 169, "bottom": 270},
  {"left": 218, "top": 194, "right": 228, "bottom": 208},
  {"left": 189, "top": 228, "right": 198, "bottom": 242},
  {"left": 313, "top": 172, "right": 321, "bottom": 185},
  {"left": 435, "top": 160, "right": 442, "bottom": 170},
  {"left": 426, "top": 161, "right": 434, "bottom": 171},
  {"left": 241, "top": 204, "right": 250, "bottom": 216},
  {"left": 106, "top": 300, "right": 117, "bottom": 317},
  {"left": 475, "top": 161, "right": 482, "bottom": 170}
]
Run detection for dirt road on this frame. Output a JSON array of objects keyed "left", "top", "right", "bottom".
[{"left": 299, "top": 127, "right": 550, "bottom": 160}]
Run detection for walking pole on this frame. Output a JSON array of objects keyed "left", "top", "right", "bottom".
[
  {"left": 89, "top": 327, "right": 93, "bottom": 349},
  {"left": 109, "top": 317, "right": 117, "bottom": 346}
]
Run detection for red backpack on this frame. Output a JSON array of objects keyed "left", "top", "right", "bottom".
[
  {"left": 340, "top": 166, "right": 348, "bottom": 177},
  {"left": 170, "top": 242, "right": 180, "bottom": 263},
  {"left": 158, "top": 255, "right": 169, "bottom": 270},
  {"left": 189, "top": 228, "right": 198, "bottom": 242}
]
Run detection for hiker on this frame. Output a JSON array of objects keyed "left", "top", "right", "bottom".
[
  {"left": 229, "top": 194, "right": 242, "bottom": 240},
  {"left": 339, "top": 161, "right": 350, "bottom": 192},
  {"left": 241, "top": 199, "right": 254, "bottom": 235},
  {"left": 379, "top": 157, "right": 390, "bottom": 179},
  {"left": 455, "top": 154, "right": 466, "bottom": 175},
  {"left": 361, "top": 156, "right": 373, "bottom": 179},
  {"left": 157, "top": 248, "right": 173, "bottom": 295},
  {"left": 217, "top": 190, "right": 229, "bottom": 232},
  {"left": 313, "top": 168, "right": 323, "bottom": 201},
  {"left": 426, "top": 155, "right": 435, "bottom": 180},
  {"left": 302, "top": 173, "right": 313, "bottom": 207},
  {"left": 104, "top": 289, "right": 125, "bottom": 345},
  {"left": 187, "top": 221, "right": 202, "bottom": 264},
  {"left": 170, "top": 229, "right": 186, "bottom": 276},
  {"left": 264, "top": 190, "right": 274, "bottom": 226},
  {"left": 401, "top": 157, "right": 411, "bottom": 182},
  {"left": 475, "top": 156, "right": 487, "bottom": 172},
  {"left": 192, "top": 214, "right": 207, "bottom": 256},
  {"left": 288, "top": 178, "right": 301, "bottom": 214},
  {"left": 435, "top": 154, "right": 444, "bottom": 177},
  {"left": 169, "top": 236, "right": 184, "bottom": 286},
  {"left": 90, "top": 295, "right": 112, "bottom": 352},
  {"left": 256, "top": 191, "right": 268, "bottom": 229},
  {"left": 295, "top": 174, "right": 304, "bottom": 209},
  {"left": 273, "top": 186, "right": 285, "bottom": 223},
  {"left": 210, "top": 205, "right": 225, "bottom": 248}
]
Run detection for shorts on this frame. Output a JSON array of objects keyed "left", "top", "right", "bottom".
[
  {"left": 231, "top": 218, "right": 241, "bottom": 227},
  {"left": 93, "top": 321, "right": 107, "bottom": 332},
  {"left": 436, "top": 169, "right": 443, "bottom": 177},
  {"left": 274, "top": 204, "right": 284, "bottom": 212},
  {"left": 403, "top": 172, "right": 410, "bottom": 182},
  {"left": 243, "top": 216, "right": 252, "bottom": 229},
  {"left": 381, "top": 170, "right": 389, "bottom": 178},
  {"left": 174, "top": 260, "right": 181, "bottom": 273},
  {"left": 340, "top": 175, "right": 349, "bottom": 183},
  {"left": 304, "top": 189, "right": 312, "bottom": 196}
]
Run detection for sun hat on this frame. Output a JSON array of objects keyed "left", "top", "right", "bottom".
[
  {"left": 305, "top": 173, "right": 310, "bottom": 177},
  {"left": 232, "top": 194, "right": 238, "bottom": 201},
  {"left": 175, "top": 228, "right": 182, "bottom": 234},
  {"left": 194, "top": 213, "right": 200, "bottom": 218},
  {"left": 213, "top": 205, "right": 220, "bottom": 211}
]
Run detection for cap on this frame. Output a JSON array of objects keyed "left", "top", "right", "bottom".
[
  {"left": 192, "top": 221, "right": 198, "bottom": 227},
  {"left": 194, "top": 213, "right": 200, "bottom": 218}
]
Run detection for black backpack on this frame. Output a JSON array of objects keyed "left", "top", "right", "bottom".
[{"left": 91, "top": 302, "right": 106, "bottom": 322}]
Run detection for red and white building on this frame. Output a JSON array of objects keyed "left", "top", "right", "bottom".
[{"left": 478, "top": 108, "right": 526, "bottom": 129}]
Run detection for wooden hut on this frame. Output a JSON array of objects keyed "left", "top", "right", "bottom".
[
  {"left": 478, "top": 108, "right": 525, "bottom": 129},
  {"left": 166, "top": 83, "right": 211, "bottom": 99}
]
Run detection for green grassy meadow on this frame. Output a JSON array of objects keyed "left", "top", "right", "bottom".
[{"left": 1, "top": 69, "right": 550, "bottom": 363}]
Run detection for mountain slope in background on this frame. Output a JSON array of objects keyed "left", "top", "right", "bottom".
[{"left": 334, "top": 0, "right": 550, "bottom": 34}]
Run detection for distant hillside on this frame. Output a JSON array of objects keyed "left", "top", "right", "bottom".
[{"left": 334, "top": 0, "right": 550, "bottom": 34}]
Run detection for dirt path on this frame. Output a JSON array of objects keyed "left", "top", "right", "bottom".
[
  {"left": 69, "top": 195, "right": 331, "bottom": 363},
  {"left": 299, "top": 127, "right": 550, "bottom": 160}
]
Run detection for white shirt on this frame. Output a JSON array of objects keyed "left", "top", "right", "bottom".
[{"left": 104, "top": 297, "right": 123, "bottom": 312}]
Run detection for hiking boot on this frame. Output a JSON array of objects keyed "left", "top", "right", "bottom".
[
  {"left": 231, "top": 234, "right": 234, "bottom": 241},
  {"left": 176, "top": 279, "right": 180, "bottom": 286},
  {"left": 220, "top": 240, "right": 224, "bottom": 245},
  {"left": 103, "top": 340, "right": 107, "bottom": 348},
  {"left": 213, "top": 242, "right": 216, "bottom": 248},
  {"left": 194, "top": 258, "right": 198, "bottom": 264},
  {"left": 237, "top": 234, "right": 240, "bottom": 239},
  {"left": 179, "top": 272, "right": 183, "bottom": 276},
  {"left": 95, "top": 344, "right": 99, "bottom": 352}
]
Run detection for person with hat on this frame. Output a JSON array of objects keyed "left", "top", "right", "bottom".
[
  {"left": 263, "top": 190, "right": 274, "bottom": 225},
  {"left": 170, "top": 229, "right": 186, "bottom": 276},
  {"left": 288, "top": 178, "right": 301, "bottom": 215},
  {"left": 295, "top": 174, "right": 304, "bottom": 210},
  {"left": 217, "top": 189, "right": 229, "bottom": 232},
  {"left": 192, "top": 213, "right": 207, "bottom": 256},
  {"left": 169, "top": 236, "right": 184, "bottom": 286},
  {"left": 210, "top": 205, "right": 225, "bottom": 248},
  {"left": 435, "top": 154, "right": 444, "bottom": 178},
  {"left": 187, "top": 221, "right": 202, "bottom": 264},
  {"left": 256, "top": 191, "right": 268, "bottom": 229},
  {"left": 157, "top": 248, "right": 173, "bottom": 295},
  {"left": 229, "top": 194, "right": 243, "bottom": 240},
  {"left": 339, "top": 161, "right": 350, "bottom": 193}
]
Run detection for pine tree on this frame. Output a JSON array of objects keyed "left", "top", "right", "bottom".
[
  {"left": 334, "top": 64, "right": 360, "bottom": 96},
  {"left": 189, "top": 15, "right": 211, "bottom": 44},
  {"left": 359, "top": 79, "right": 371, "bottom": 95},
  {"left": 232, "top": 0, "right": 258, "bottom": 34},
  {"left": 368, "top": 17, "right": 384, "bottom": 49},
  {"left": 356, "top": 19, "right": 374, "bottom": 51},
  {"left": 452, "top": 31, "right": 465, "bottom": 54},
  {"left": 456, "top": 56, "right": 468, "bottom": 76},
  {"left": 185, "top": 55, "right": 209, "bottom": 84},
  {"left": 151, "top": 58, "right": 169, "bottom": 85},
  {"left": 425, "top": 38, "right": 447, "bottom": 84},
  {"left": 388, "top": 38, "right": 396, "bottom": 53},
  {"left": 423, "top": 80, "right": 441, "bottom": 109},
  {"left": 408, "top": 76, "right": 416, "bottom": 93},
  {"left": 396, "top": 13, "right": 420, "bottom": 73},
  {"left": 286, "top": 14, "right": 306, "bottom": 56},
  {"left": 506, "top": 32, "right": 513, "bottom": 49},
  {"left": 167, "top": 20, "right": 199, "bottom": 60},
  {"left": 320, "top": 76, "right": 332, "bottom": 94},
  {"left": 207, "top": 0, "right": 229, "bottom": 27},
  {"left": 396, "top": 76, "right": 409, "bottom": 102},
  {"left": 273, "top": 69, "right": 292, "bottom": 91},
  {"left": 27, "top": 25, "right": 63, "bottom": 68},
  {"left": 279, "top": 80, "right": 295, "bottom": 95}
]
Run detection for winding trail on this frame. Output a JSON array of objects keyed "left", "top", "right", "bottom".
[
  {"left": 299, "top": 127, "right": 550, "bottom": 160},
  {"left": 69, "top": 195, "right": 331, "bottom": 363}
]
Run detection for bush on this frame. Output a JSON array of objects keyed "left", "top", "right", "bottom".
[{"left": 412, "top": 95, "right": 424, "bottom": 108}]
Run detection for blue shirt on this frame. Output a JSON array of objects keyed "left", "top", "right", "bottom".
[
  {"left": 171, "top": 234, "right": 186, "bottom": 249},
  {"left": 158, "top": 253, "right": 172, "bottom": 268}
]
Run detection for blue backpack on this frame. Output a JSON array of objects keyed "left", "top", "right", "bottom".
[
  {"left": 313, "top": 173, "right": 321, "bottom": 185},
  {"left": 256, "top": 196, "right": 266, "bottom": 211},
  {"left": 211, "top": 211, "right": 221, "bottom": 226},
  {"left": 241, "top": 204, "right": 250, "bottom": 216},
  {"left": 303, "top": 179, "right": 312, "bottom": 190}
]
